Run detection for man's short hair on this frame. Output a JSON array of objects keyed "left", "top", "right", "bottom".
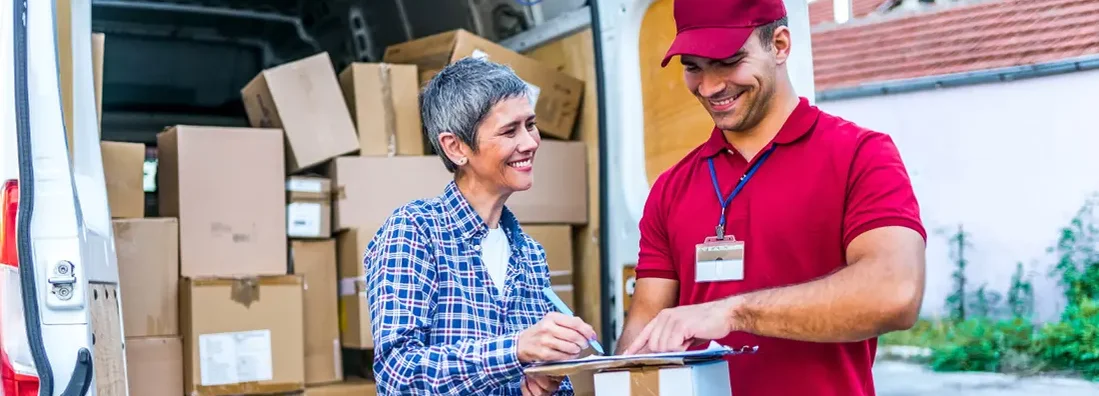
[{"left": 757, "top": 16, "right": 789, "bottom": 50}]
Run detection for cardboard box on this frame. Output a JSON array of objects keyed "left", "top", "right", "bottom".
[
  {"left": 158, "top": 125, "right": 287, "bottom": 278},
  {"left": 592, "top": 361, "right": 731, "bottom": 396},
  {"left": 336, "top": 230, "right": 374, "bottom": 349},
  {"left": 383, "top": 29, "right": 583, "bottom": 140},
  {"left": 242, "top": 52, "right": 360, "bottom": 174},
  {"left": 113, "top": 218, "right": 179, "bottom": 337},
  {"left": 287, "top": 176, "right": 333, "bottom": 239},
  {"left": 509, "top": 141, "right": 588, "bottom": 224},
  {"left": 339, "top": 63, "right": 425, "bottom": 156},
  {"left": 181, "top": 276, "right": 306, "bottom": 395},
  {"left": 330, "top": 144, "right": 586, "bottom": 234},
  {"left": 124, "top": 337, "right": 184, "bottom": 396},
  {"left": 329, "top": 156, "right": 451, "bottom": 233},
  {"left": 303, "top": 379, "right": 377, "bottom": 396},
  {"left": 523, "top": 225, "right": 573, "bottom": 284},
  {"left": 102, "top": 141, "right": 146, "bottom": 219},
  {"left": 290, "top": 239, "right": 342, "bottom": 385}
]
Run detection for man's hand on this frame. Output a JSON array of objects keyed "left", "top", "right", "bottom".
[
  {"left": 621, "top": 298, "right": 737, "bottom": 355},
  {"left": 518, "top": 312, "right": 598, "bottom": 363},
  {"left": 521, "top": 375, "right": 563, "bottom": 396}
]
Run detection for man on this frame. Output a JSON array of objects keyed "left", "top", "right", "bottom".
[{"left": 616, "top": 0, "right": 927, "bottom": 395}]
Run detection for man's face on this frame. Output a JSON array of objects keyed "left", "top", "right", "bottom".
[{"left": 682, "top": 30, "right": 782, "bottom": 133}]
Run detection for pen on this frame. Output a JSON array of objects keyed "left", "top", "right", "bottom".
[{"left": 541, "top": 287, "right": 605, "bottom": 355}]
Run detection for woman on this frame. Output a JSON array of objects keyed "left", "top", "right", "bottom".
[{"left": 365, "top": 57, "right": 598, "bottom": 396}]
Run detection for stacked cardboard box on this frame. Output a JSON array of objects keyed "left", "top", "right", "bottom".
[
  {"left": 104, "top": 27, "right": 588, "bottom": 395},
  {"left": 240, "top": 51, "right": 367, "bottom": 391}
]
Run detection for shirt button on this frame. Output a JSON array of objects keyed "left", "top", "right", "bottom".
[{"left": 474, "top": 245, "right": 481, "bottom": 251}]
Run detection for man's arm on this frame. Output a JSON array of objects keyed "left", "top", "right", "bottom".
[
  {"left": 726, "top": 226, "right": 925, "bottom": 342},
  {"left": 615, "top": 278, "right": 679, "bottom": 354},
  {"left": 623, "top": 132, "right": 927, "bottom": 354}
]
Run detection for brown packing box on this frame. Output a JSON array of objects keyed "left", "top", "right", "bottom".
[
  {"left": 290, "top": 239, "right": 342, "bottom": 385},
  {"left": 592, "top": 361, "right": 731, "bottom": 396},
  {"left": 158, "top": 125, "right": 287, "bottom": 278},
  {"left": 383, "top": 29, "right": 583, "bottom": 140},
  {"left": 523, "top": 225, "right": 573, "bottom": 284},
  {"left": 101, "top": 141, "right": 145, "bottom": 218},
  {"left": 125, "top": 336, "right": 184, "bottom": 396},
  {"left": 554, "top": 284, "right": 575, "bottom": 312},
  {"left": 242, "top": 52, "right": 360, "bottom": 174},
  {"left": 287, "top": 176, "right": 333, "bottom": 239},
  {"left": 336, "top": 230, "right": 373, "bottom": 349},
  {"left": 330, "top": 143, "right": 586, "bottom": 233},
  {"left": 181, "top": 276, "right": 306, "bottom": 395},
  {"left": 508, "top": 141, "right": 588, "bottom": 224},
  {"left": 303, "top": 378, "right": 377, "bottom": 396},
  {"left": 113, "top": 218, "right": 179, "bottom": 337},
  {"left": 338, "top": 63, "right": 425, "bottom": 156},
  {"left": 328, "top": 156, "right": 451, "bottom": 233}
]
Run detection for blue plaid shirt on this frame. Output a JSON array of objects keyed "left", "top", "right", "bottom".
[{"left": 365, "top": 181, "right": 574, "bottom": 396}]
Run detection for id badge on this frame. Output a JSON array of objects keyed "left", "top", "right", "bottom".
[{"left": 695, "top": 236, "right": 745, "bottom": 283}]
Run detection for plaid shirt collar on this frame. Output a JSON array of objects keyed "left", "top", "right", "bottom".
[{"left": 440, "top": 180, "right": 525, "bottom": 246}]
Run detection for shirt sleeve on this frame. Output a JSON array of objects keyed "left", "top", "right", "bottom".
[
  {"left": 636, "top": 173, "right": 678, "bottom": 280},
  {"left": 843, "top": 132, "right": 927, "bottom": 248},
  {"left": 366, "top": 208, "right": 523, "bottom": 396}
]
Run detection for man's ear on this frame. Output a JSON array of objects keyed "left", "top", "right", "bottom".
[
  {"left": 437, "top": 132, "right": 468, "bottom": 165},
  {"left": 773, "top": 26, "right": 792, "bottom": 65}
]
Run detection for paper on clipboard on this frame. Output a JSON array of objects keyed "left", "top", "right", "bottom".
[{"left": 522, "top": 341, "right": 758, "bottom": 377}]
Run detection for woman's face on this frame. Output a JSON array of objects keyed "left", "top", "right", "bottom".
[{"left": 464, "top": 95, "right": 540, "bottom": 193}]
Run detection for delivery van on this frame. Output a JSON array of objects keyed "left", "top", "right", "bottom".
[{"left": 2, "top": 0, "right": 814, "bottom": 394}]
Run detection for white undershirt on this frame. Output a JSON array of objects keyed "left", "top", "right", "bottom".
[{"left": 481, "top": 227, "right": 510, "bottom": 295}]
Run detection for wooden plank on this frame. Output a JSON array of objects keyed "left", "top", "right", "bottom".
[
  {"left": 640, "top": 0, "right": 716, "bottom": 184},
  {"left": 524, "top": 29, "right": 604, "bottom": 338},
  {"left": 90, "top": 283, "right": 127, "bottom": 395}
]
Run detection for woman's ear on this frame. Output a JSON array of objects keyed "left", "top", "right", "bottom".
[{"left": 437, "top": 132, "right": 469, "bottom": 166}]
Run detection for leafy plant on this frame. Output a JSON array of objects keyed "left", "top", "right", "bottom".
[
  {"left": 1007, "top": 262, "right": 1035, "bottom": 319},
  {"left": 943, "top": 224, "right": 973, "bottom": 322}
]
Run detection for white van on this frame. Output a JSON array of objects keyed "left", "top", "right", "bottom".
[{"left": 2, "top": 0, "right": 814, "bottom": 394}]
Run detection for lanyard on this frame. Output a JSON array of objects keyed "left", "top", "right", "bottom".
[{"left": 707, "top": 146, "right": 776, "bottom": 239}]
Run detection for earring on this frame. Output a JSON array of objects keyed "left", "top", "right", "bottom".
[{"left": 457, "top": 157, "right": 467, "bottom": 165}]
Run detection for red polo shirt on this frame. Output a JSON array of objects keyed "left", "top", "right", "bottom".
[{"left": 636, "top": 97, "right": 926, "bottom": 396}]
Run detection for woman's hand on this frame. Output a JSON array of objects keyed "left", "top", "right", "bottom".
[
  {"left": 521, "top": 375, "right": 563, "bottom": 396},
  {"left": 517, "top": 312, "right": 597, "bottom": 363}
]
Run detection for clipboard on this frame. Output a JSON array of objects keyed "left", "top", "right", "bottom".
[{"left": 521, "top": 341, "right": 758, "bottom": 377}]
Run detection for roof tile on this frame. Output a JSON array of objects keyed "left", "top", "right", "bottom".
[{"left": 810, "top": 0, "right": 1099, "bottom": 90}]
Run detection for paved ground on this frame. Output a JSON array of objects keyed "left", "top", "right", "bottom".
[{"left": 873, "top": 361, "right": 1099, "bottom": 396}]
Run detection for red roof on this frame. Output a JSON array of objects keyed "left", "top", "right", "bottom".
[
  {"left": 810, "top": 0, "right": 1099, "bottom": 91},
  {"left": 808, "top": 0, "right": 886, "bottom": 25}
]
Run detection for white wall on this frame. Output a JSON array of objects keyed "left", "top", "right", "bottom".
[{"left": 817, "top": 69, "right": 1099, "bottom": 322}]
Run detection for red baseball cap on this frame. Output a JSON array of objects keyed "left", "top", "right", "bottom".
[{"left": 661, "top": 0, "right": 788, "bottom": 67}]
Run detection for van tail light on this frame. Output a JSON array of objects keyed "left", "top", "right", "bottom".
[{"left": 0, "top": 179, "right": 40, "bottom": 396}]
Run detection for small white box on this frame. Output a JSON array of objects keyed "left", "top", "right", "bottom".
[{"left": 593, "top": 360, "right": 731, "bottom": 396}]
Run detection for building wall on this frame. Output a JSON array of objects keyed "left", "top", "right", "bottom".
[{"left": 817, "top": 68, "right": 1099, "bottom": 322}]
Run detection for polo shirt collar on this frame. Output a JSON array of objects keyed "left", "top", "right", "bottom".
[
  {"left": 699, "top": 96, "right": 820, "bottom": 159},
  {"left": 441, "top": 180, "right": 523, "bottom": 243}
]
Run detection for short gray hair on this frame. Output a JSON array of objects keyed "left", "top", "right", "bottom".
[{"left": 420, "top": 57, "right": 533, "bottom": 173}]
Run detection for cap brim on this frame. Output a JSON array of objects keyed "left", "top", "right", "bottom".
[{"left": 661, "top": 26, "right": 755, "bottom": 68}]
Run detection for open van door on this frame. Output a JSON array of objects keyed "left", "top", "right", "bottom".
[
  {"left": 590, "top": 0, "right": 816, "bottom": 349},
  {"left": 3, "top": 0, "right": 126, "bottom": 394}
]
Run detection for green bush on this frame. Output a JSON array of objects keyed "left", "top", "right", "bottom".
[
  {"left": 926, "top": 318, "right": 1036, "bottom": 374},
  {"left": 1033, "top": 299, "right": 1099, "bottom": 380}
]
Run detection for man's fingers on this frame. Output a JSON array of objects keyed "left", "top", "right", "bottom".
[
  {"left": 646, "top": 314, "right": 669, "bottom": 354},
  {"left": 530, "top": 375, "right": 553, "bottom": 392}
]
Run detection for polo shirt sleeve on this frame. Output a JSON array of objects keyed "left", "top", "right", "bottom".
[
  {"left": 843, "top": 132, "right": 928, "bottom": 249},
  {"left": 636, "top": 173, "right": 678, "bottom": 280}
]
